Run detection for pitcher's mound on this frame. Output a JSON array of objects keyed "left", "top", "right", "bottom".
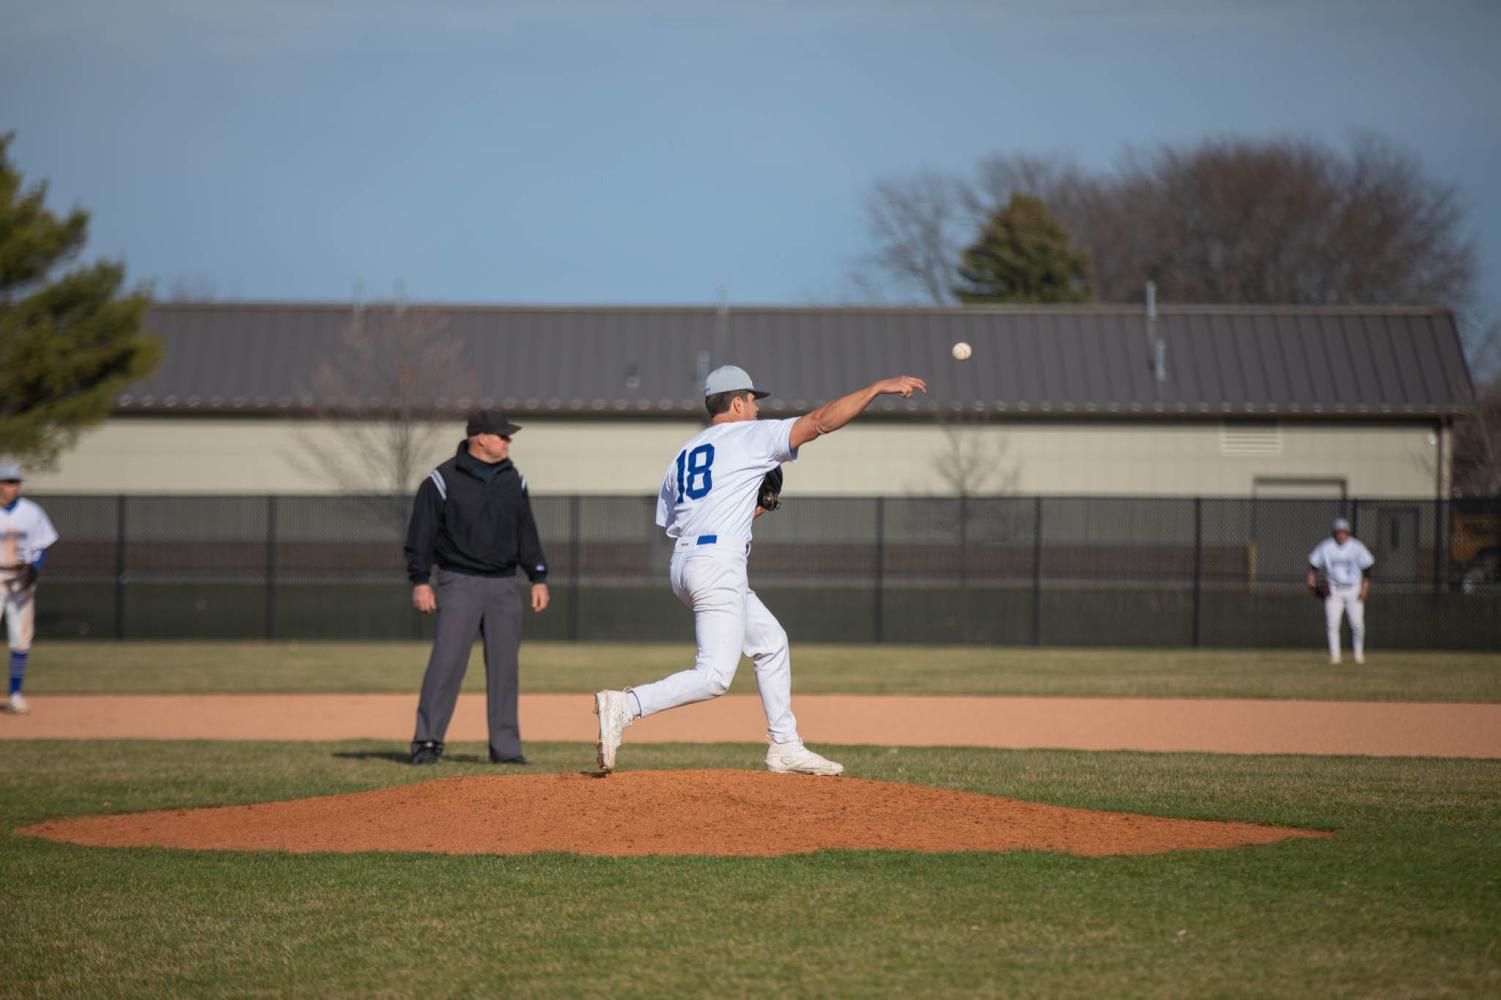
[{"left": 19, "top": 770, "right": 1327, "bottom": 857}]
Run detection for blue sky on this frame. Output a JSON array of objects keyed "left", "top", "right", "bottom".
[{"left": 2, "top": 0, "right": 1498, "bottom": 318}]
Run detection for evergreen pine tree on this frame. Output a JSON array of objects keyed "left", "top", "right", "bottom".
[
  {"left": 951, "top": 193, "right": 1092, "bottom": 304},
  {"left": 0, "top": 134, "right": 160, "bottom": 466}
]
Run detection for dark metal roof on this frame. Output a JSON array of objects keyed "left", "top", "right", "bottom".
[{"left": 121, "top": 302, "right": 1475, "bottom": 420}]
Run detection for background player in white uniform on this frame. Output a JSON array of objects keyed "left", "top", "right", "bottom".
[
  {"left": 0, "top": 463, "right": 59, "bottom": 715},
  {"left": 594, "top": 365, "right": 927, "bottom": 775},
  {"left": 1306, "top": 517, "right": 1374, "bottom": 664}
]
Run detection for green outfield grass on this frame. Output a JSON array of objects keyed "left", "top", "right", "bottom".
[
  {"left": 1, "top": 741, "right": 1497, "bottom": 997},
  {"left": 23, "top": 640, "right": 1501, "bottom": 701}
]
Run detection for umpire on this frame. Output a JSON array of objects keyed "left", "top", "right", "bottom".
[{"left": 405, "top": 410, "right": 550, "bottom": 766}]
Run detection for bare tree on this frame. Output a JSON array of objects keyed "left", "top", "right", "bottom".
[
  {"left": 1453, "top": 367, "right": 1501, "bottom": 498},
  {"left": 910, "top": 415, "right": 1024, "bottom": 583},
  {"left": 1093, "top": 135, "right": 1477, "bottom": 307},
  {"left": 930, "top": 417, "right": 1019, "bottom": 498},
  {"left": 858, "top": 155, "right": 1104, "bottom": 305},
  {"left": 859, "top": 169, "right": 970, "bottom": 305},
  {"left": 289, "top": 300, "right": 477, "bottom": 532},
  {"left": 969, "top": 152, "right": 1100, "bottom": 227},
  {"left": 858, "top": 135, "right": 1476, "bottom": 314},
  {"left": 164, "top": 275, "right": 217, "bottom": 301},
  {"left": 1462, "top": 313, "right": 1501, "bottom": 384}
]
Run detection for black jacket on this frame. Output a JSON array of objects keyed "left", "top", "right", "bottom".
[{"left": 404, "top": 442, "right": 549, "bottom": 585}]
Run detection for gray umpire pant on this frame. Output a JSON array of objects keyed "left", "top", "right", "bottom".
[{"left": 411, "top": 568, "right": 524, "bottom": 759}]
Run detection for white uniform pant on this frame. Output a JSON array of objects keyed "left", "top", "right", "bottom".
[
  {"left": 1324, "top": 583, "right": 1365, "bottom": 659},
  {"left": 631, "top": 540, "right": 799, "bottom": 744},
  {"left": 1, "top": 574, "right": 35, "bottom": 652}
]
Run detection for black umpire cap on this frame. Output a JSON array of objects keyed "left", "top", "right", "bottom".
[{"left": 466, "top": 410, "right": 522, "bottom": 436}]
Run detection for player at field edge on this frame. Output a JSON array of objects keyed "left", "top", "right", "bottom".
[
  {"left": 1306, "top": 517, "right": 1375, "bottom": 665},
  {"left": 593, "top": 365, "right": 926, "bottom": 775},
  {"left": 0, "top": 463, "right": 59, "bottom": 716}
]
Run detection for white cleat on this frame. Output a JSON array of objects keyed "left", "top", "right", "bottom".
[
  {"left": 5, "top": 693, "right": 30, "bottom": 715},
  {"left": 1354, "top": 652, "right": 1365, "bottom": 664},
  {"left": 765, "top": 739, "right": 844, "bottom": 776},
  {"left": 1329, "top": 656, "right": 1342, "bottom": 665},
  {"left": 594, "top": 690, "right": 634, "bottom": 773}
]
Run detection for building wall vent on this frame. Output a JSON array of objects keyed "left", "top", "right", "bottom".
[{"left": 1221, "top": 423, "right": 1282, "bottom": 457}]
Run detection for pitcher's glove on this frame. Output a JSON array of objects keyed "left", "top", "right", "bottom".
[
  {"left": 758, "top": 466, "right": 784, "bottom": 513},
  {"left": 1310, "top": 580, "right": 1330, "bottom": 600}
]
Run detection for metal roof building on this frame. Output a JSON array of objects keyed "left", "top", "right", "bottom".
[
  {"left": 120, "top": 302, "right": 1473, "bottom": 420},
  {"left": 23, "top": 301, "right": 1474, "bottom": 500}
]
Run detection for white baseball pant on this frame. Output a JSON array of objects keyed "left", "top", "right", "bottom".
[
  {"left": 1, "top": 573, "right": 35, "bottom": 653},
  {"left": 1324, "top": 583, "right": 1365, "bottom": 660},
  {"left": 630, "top": 537, "right": 799, "bottom": 743}
]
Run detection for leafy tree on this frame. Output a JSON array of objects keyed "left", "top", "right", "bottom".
[
  {"left": 951, "top": 194, "right": 1091, "bottom": 304},
  {"left": 0, "top": 133, "right": 160, "bottom": 467}
]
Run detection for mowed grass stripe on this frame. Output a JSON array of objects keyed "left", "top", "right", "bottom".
[
  {"left": 2, "top": 741, "right": 1498, "bottom": 997},
  {"left": 25, "top": 641, "right": 1501, "bottom": 702}
]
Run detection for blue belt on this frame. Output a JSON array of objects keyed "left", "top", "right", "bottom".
[{"left": 696, "top": 535, "right": 717, "bottom": 545}]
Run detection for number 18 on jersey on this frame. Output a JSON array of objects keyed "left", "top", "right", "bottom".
[{"left": 675, "top": 444, "right": 715, "bottom": 502}]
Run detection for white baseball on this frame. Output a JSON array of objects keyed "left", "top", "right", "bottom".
[{"left": 951, "top": 341, "right": 972, "bottom": 361}]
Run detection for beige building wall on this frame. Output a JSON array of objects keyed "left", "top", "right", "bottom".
[{"left": 23, "top": 416, "right": 1444, "bottom": 499}]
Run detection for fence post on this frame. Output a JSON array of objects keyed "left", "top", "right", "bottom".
[
  {"left": 1191, "top": 496, "right": 1203, "bottom": 648},
  {"left": 1031, "top": 496, "right": 1044, "bottom": 646},
  {"left": 1432, "top": 498, "right": 1445, "bottom": 594},
  {"left": 265, "top": 495, "right": 277, "bottom": 640},
  {"left": 114, "top": 494, "right": 127, "bottom": 640},
  {"left": 957, "top": 493, "right": 968, "bottom": 586},
  {"left": 568, "top": 495, "right": 581, "bottom": 641},
  {"left": 873, "top": 497, "right": 885, "bottom": 643}
]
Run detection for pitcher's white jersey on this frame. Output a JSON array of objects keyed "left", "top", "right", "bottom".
[
  {"left": 1308, "top": 536, "right": 1373, "bottom": 587},
  {"left": 656, "top": 417, "right": 799, "bottom": 540},
  {"left": 0, "top": 498, "right": 58, "bottom": 568}
]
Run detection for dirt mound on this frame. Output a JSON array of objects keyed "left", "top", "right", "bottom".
[{"left": 19, "top": 770, "right": 1328, "bottom": 857}]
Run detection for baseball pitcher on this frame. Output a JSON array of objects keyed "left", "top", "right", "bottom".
[{"left": 594, "top": 365, "right": 926, "bottom": 775}]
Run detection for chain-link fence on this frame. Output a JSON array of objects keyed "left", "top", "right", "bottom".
[{"left": 30, "top": 494, "right": 1501, "bottom": 648}]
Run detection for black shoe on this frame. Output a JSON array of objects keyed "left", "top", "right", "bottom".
[
  {"left": 411, "top": 741, "right": 443, "bottom": 765},
  {"left": 489, "top": 752, "right": 530, "bottom": 766}
]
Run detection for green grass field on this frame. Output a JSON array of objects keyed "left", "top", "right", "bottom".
[
  {"left": 7, "top": 644, "right": 1501, "bottom": 996},
  {"left": 2, "top": 742, "right": 1498, "bottom": 997},
  {"left": 25, "top": 641, "right": 1501, "bottom": 701}
]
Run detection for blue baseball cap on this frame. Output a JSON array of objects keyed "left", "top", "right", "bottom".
[
  {"left": 704, "top": 365, "right": 770, "bottom": 399},
  {"left": 0, "top": 462, "right": 22, "bottom": 481}
]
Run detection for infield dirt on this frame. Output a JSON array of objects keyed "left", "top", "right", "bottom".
[
  {"left": 20, "top": 769, "right": 1328, "bottom": 857},
  {"left": 6, "top": 693, "right": 1499, "bottom": 757}
]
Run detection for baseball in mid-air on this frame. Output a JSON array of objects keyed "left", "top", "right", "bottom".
[{"left": 951, "top": 341, "right": 972, "bottom": 361}]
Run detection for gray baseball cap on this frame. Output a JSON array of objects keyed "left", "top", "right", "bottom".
[
  {"left": 0, "top": 462, "right": 22, "bottom": 481},
  {"left": 704, "top": 365, "right": 770, "bottom": 399},
  {"left": 1332, "top": 517, "right": 1351, "bottom": 533}
]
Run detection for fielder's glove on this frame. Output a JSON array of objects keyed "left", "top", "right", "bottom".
[
  {"left": 757, "top": 466, "right": 784, "bottom": 513},
  {"left": 1310, "top": 580, "right": 1330, "bottom": 600},
  {"left": 20, "top": 565, "right": 38, "bottom": 590}
]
